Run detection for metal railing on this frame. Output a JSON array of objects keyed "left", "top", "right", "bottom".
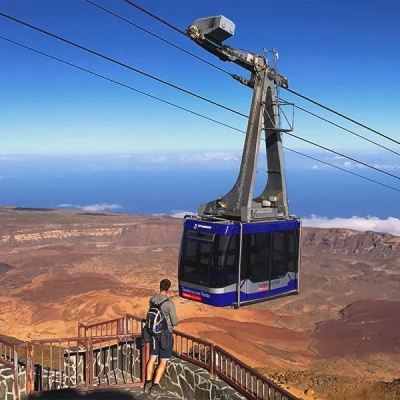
[
  {"left": 173, "top": 330, "right": 214, "bottom": 372},
  {"left": 214, "top": 346, "right": 294, "bottom": 400},
  {"left": 80, "top": 315, "right": 299, "bottom": 400},
  {"left": 0, "top": 338, "right": 21, "bottom": 400},
  {"left": 25, "top": 334, "right": 144, "bottom": 395},
  {"left": 125, "top": 314, "right": 145, "bottom": 335},
  {"left": 78, "top": 315, "right": 144, "bottom": 337},
  {"left": 78, "top": 318, "right": 124, "bottom": 337}
]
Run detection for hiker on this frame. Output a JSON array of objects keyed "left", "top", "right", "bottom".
[{"left": 144, "top": 279, "right": 178, "bottom": 396}]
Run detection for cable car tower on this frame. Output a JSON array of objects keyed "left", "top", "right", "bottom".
[
  {"left": 188, "top": 16, "right": 293, "bottom": 222},
  {"left": 178, "top": 15, "right": 301, "bottom": 308}
]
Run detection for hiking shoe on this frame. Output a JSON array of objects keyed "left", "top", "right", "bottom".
[
  {"left": 150, "top": 384, "right": 165, "bottom": 397},
  {"left": 143, "top": 381, "right": 152, "bottom": 394}
]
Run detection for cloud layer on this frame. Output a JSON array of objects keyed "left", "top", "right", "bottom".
[
  {"left": 152, "top": 210, "right": 196, "bottom": 219},
  {"left": 58, "top": 203, "right": 123, "bottom": 212},
  {"left": 303, "top": 215, "right": 400, "bottom": 236}
]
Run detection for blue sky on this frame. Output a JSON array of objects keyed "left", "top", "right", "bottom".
[{"left": 1, "top": 0, "right": 399, "bottom": 154}]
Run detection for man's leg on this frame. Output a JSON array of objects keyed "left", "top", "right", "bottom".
[
  {"left": 153, "top": 359, "right": 168, "bottom": 384},
  {"left": 146, "top": 356, "right": 158, "bottom": 381},
  {"left": 150, "top": 336, "right": 174, "bottom": 396},
  {"left": 145, "top": 337, "right": 160, "bottom": 393}
]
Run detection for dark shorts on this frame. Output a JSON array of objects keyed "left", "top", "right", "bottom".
[{"left": 150, "top": 334, "right": 174, "bottom": 360}]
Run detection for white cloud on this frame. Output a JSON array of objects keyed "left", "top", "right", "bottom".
[
  {"left": 152, "top": 210, "right": 197, "bottom": 218},
  {"left": 372, "top": 163, "right": 400, "bottom": 170},
  {"left": 57, "top": 203, "right": 123, "bottom": 212},
  {"left": 181, "top": 152, "right": 240, "bottom": 163},
  {"left": 80, "top": 203, "right": 123, "bottom": 212},
  {"left": 312, "top": 164, "right": 332, "bottom": 170},
  {"left": 303, "top": 215, "right": 400, "bottom": 236},
  {"left": 170, "top": 210, "right": 197, "bottom": 218},
  {"left": 344, "top": 161, "right": 352, "bottom": 167}
]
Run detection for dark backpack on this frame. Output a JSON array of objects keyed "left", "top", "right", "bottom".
[{"left": 145, "top": 299, "right": 169, "bottom": 335}]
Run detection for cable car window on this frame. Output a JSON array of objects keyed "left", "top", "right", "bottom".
[
  {"left": 271, "top": 231, "right": 287, "bottom": 279},
  {"left": 224, "top": 235, "right": 239, "bottom": 286},
  {"left": 209, "top": 235, "right": 228, "bottom": 288},
  {"left": 180, "top": 238, "right": 212, "bottom": 286},
  {"left": 287, "top": 229, "right": 298, "bottom": 273},
  {"left": 187, "top": 230, "right": 214, "bottom": 242},
  {"left": 247, "top": 232, "right": 271, "bottom": 283}
]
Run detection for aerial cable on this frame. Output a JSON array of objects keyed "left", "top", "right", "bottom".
[
  {"left": 286, "top": 133, "right": 400, "bottom": 181},
  {"left": 285, "top": 88, "right": 400, "bottom": 146},
  {"left": 283, "top": 101, "right": 400, "bottom": 157},
  {"left": 0, "top": 12, "right": 247, "bottom": 118},
  {"left": 124, "top": 0, "right": 187, "bottom": 37},
  {"left": 85, "top": 0, "right": 233, "bottom": 77},
  {"left": 122, "top": 1, "right": 400, "bottom": 148},
  {"left": 0, "top": 19, "right": 398, "bottom": 182},
  {"left": 2, "top": 35, "right": 399, "bottom": 194},
  {"left": 283, "top": 148, "right": 400, "bottom": 193},
  {"left": 0, "top": 36, "right": 243, "bottom": 134}
]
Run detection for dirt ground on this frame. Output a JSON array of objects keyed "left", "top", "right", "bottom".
[{"left": 1, "top": 208, "right": 400, "bottom": 400}]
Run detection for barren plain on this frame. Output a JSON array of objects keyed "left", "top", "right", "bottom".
[{"left": 0, "top": 206, "right": 399, "bottom": 400}]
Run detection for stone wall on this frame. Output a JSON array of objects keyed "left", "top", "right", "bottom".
[
  {"left": 1, "top": 340, "right": 141, "bottom": 399},
  {"left": 34, "top": 340, "right": 142, "bottom": 391},
  {"left": 0, "top": 364, "right": 27, "bottom": 400},
  {"left": 161, "top": 357, "right": 247, "bottom": 400},
  {"left": 2, "top": 348, "right": 247, "bottom": 400}
]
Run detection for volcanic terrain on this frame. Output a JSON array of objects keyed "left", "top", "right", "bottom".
[{"left": 0, "top": 206, "right": 399, "bottom": 400}]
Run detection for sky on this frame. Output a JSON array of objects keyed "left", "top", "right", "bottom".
[{"left": 1, "top": 0, "right": 400, "bottom": 155}]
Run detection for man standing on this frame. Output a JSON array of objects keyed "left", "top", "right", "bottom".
[{"left": 144, "top": 279, "right": 178, "bottom": 396}]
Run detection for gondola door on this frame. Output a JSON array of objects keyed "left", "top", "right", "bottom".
[{"left": 241, "top": 231, "right": 273, "bottom": 302}]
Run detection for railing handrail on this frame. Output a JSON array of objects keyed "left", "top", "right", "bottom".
[
  {"left": 30, "top": 334, "right": 141, "bottom": 344},
  {"left": 214, "top": 345, "right": 295, "bottom": 398},
  {"left": 173, "top": 329, "right": 213, "bottom": 347},
  {"left": 0, "top": 338, "right": 18, "bottom": 347},
  {"left": 79, "top": 315, "right": 299, "bottom": 400}
]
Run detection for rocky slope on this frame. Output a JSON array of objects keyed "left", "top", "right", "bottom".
[{"left": 0, "top": 206, "right": 399, "bottom": 400}]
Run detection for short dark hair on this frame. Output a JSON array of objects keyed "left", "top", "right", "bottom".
[{"left": 160, "top": 279, "right": 171, "bottom": 292}]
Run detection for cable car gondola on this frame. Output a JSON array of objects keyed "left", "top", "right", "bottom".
[
  {"left": 179, "top": 217, "right": 300, "bottom": 307},
  {"left": 178, "top": 15, "right": 301, "bottom": 308}
]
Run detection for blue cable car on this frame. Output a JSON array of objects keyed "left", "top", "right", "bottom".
[
  {"left": 178, "top": 15, "right": 300, "bottom": 307},
  {"left": 178, "top": 216, "right": 301, "bottom": 307}
]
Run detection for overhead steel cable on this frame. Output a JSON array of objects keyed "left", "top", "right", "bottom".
[
  {"left": 0, "top": 36, "right": 244, "bottom": 134},
  {"left": 285, "top": 88, "right": 400, "bottom": 146},
  {"left": 124, "top": 0, "right": 187, "bottom": 36},
  {"left": 85, "top": 0, "right": 233, "bottom": 77},
  {"left": 2, "top": 35, "right": 400, "bottom": 194},
  {"left": 121, "top": 1, "right": 400, "bottom": 152},
  {"left": 286, "top": 132, "right": 400, "bottom": 181},
  {"left": 0, "top": 11, "right": 248, "bottom": 118},
  {"left": 1, "top": 13, "right": 398, "bottom": 182},
  {"left": 283, "top": 148, "right": 400, "bottom": 193},
  {"left": 283, "top": 101, "right": 400, "bottom": 157}
]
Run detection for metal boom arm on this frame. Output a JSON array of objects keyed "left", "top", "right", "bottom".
[{"left": 188, "top": 15, "right": 290, "bottom": 222}]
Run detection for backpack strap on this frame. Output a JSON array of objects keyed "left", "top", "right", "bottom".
[{"left": 158, "top": 299, "right": 170, "bottom": 307}]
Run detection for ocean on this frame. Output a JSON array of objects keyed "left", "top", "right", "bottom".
[{"left": 0, "top": 159, "right": 398, "bottom": 220}]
